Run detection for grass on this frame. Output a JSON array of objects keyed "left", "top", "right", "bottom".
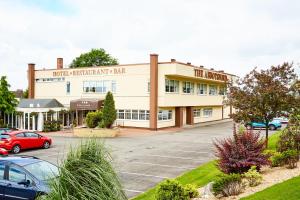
[
  {"left": 131, "top": 161, "right": 221, "bottom": 200},
  {"left": 131, "top": 130, "right": 282, "bottom": 200},
  {"left": 241, "top": 176, "right": 300, "bottom": 200}
]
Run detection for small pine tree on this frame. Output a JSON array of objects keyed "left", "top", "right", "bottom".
[{"left": 102, "top": 92, "right": 117, "bottom": 128}]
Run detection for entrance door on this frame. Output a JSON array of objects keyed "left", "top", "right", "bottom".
[{"left": 175, "top": 107, "right": 183, "bottom": 127}]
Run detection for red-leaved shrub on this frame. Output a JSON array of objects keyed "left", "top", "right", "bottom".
[{"left": 214, "top": 126, "right": 270, "bottom": 174}]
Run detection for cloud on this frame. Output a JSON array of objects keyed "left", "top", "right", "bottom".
[{"left": 0, "top": 0, "right": 299, "bottom": 90}]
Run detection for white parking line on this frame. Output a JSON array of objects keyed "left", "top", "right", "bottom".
[
  {"left": 147, "top": 154, "right": 206, "bottom": 161},
  {"left": 129, "top": 161, "right": 194, "bottom": 170},
  {"left": 119, "top": 171, "right": 168, "bottom": 179},
  {"left": 123, "top": 189, "right": 143, "bottom": 194}
]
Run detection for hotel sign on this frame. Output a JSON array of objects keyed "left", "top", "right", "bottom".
[
  {"left": 53, "top": 67, "right": 126, "bottom": 77},
  {"left": 194, "top": 69, "right": 228, "bottom": 82}
]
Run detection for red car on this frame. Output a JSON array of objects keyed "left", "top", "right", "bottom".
[{"left": 0, "top": 131, "right": 52, "bottom": 154}]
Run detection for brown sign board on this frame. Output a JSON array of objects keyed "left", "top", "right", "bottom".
[
  {"left": 70, "top": 99, "right": 103, "bottom": 111},
  {"left": 194, "top": 69, "right": 228, "bottom": 82}
]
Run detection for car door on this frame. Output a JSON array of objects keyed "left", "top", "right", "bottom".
[
  {"left": 4, "top": 164, "right": 37, "bottom": 200},
  {"left": 0, "top": 162, "right": 7, "bottom": 200},
  {"left": 24, "top": 132, "right": 40, "bottom": 149},
  {"left": 14, "top": 133, "right": 27, "bottom": 149}
]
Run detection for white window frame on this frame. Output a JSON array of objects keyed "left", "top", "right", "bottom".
[
  {"left": 183, "top": 81, "right": 194, "bottom": 94},
  {"left": 209, "top": 85, "right": 217, "bottom": 96},
  {"left": 158, "top": 110, "right": 172, "bottom": 121},
  {"left": 165, "top": 79, "right": 179, "bottom": 93},
  {"left": 193, "top": 109, "right": 201, "bottom": 117},
  {"left": 197, "top": 83, "right": 207, "bottom": 95},
  {"left": 203, "top": 108, "right": 213, "bottom": 117}
]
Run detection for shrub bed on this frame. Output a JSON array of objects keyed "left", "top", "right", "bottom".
[{"left": 43, "top": 120, "right": 61, "bottom": 132}]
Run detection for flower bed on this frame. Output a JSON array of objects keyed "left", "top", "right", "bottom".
[{"left": 73, "top": 127, "right": 120, "bottom": 138}]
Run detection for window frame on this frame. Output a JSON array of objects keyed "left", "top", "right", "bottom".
[
  {"left": 203, "top": 108, "right": 213, "bottom": 117},
  {"left": 183, "top": 81, "right": 194, "bottom": 94}
]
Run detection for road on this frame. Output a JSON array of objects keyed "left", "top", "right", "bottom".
[{"left": 18, "top": 122, "right": 276, "bottom": 198}]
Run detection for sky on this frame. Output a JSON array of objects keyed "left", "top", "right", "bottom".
[{"left": 0, "top": 0, "right": 300, "bottom": 90}]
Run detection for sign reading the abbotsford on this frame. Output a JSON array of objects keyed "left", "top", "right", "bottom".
[
  {"left": 53, "top": 67, "right": 126, "bottom": 77},
  {"left": 194, "top": 69, "right": 228, "bottom": 82}
]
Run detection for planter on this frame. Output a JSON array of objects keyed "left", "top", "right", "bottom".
[{"left": 73, "top": 127, "right": 119, "bottom": 138}]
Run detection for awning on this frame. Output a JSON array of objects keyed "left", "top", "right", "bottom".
[
  {"left": 70, "top": 98, "right": 103, "bottom": 111},
  {"left": 18, "top": 99, "right": 64, "bottom": 108}
]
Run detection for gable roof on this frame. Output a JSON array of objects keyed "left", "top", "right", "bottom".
[{"left": 18, "top": 99, "right": 64, "bottom": 108}]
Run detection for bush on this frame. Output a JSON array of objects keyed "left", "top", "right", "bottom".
[
  {"left": 42, "top": 139, "right": 126, "bottom": 200},
  {"left": 270, "top": 152, "right": 284, "bottom": 167},
  {"left": 281, "top": 149, "right": 299, "bottom": 169},
  {"left": 277, "top": 128, "right": 300, "bottom": 153},
  {"left": 156, "top": 179, "right": 189, "bottom": 200},
  {"left": 243, "top": 166, "right": 263, "bottom": 187},
  {"left": 214, "top": 128, "right": 270, "bottom": 174},
  {"left": 86, "top": 111, "right": 103, "bottom": 128},
  {"left": 212, "top": 173, "right": 244, "bottom": 197},
  {"left": 238, "top": 124, "right": 246, "bottom": 134},
  {"left": 102, "top": 92, "right": 117, "bottom": 128},
  {"left": 43, "top": 120, "right": 61, "bottom": 132},
  {"left": 184, "top": 184, "right": 199, "bottom": 198}
]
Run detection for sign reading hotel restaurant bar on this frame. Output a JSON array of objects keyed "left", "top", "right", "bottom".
[
  {"left": 194, "top": 69, "right": 228, "bottom": 82},
  {"left": 53, "top": 67, "right": 126, "bottom": 77}
]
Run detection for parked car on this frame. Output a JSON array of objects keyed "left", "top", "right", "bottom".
[
  {"left": 0, "top": 128, "right": 12, "bottom": 134},
  {"left": 273, "top": 117, "right": 289, "bottom": 124},
  {"left": 0, "top": 131, "right": 52, "bottom": 154},
  {"left": 0, "top": 156, "right": 58, "bottom": 199},
  {"left": 245, "top": 120, "right": 282, "bottom": 130}
]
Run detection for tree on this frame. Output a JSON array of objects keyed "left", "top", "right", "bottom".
[
  {"left": 0, "top": 76, "right": 18, "bottom": 119},
  {"left": 23, "top": 88, "right": 28, "bottom": 98},
  {"left": 226, "top": 63, "right": 298, "bottom": 145},
  {"left": 102, "top": 92, "right": 117, "bottom": 128},
  {"left": 70, "top": 48, "right": 118, "bottom": 68}
]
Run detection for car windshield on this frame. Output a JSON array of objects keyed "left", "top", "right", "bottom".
[
  {"left": 0, "top": 134, "right": 10, "bottom": 139},
  {"left": 24, "top": 161, "right": 59, "bottom": 181}
]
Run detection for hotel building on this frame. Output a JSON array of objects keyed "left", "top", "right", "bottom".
[{"left": 14, "top": 54, "right": 237, "bottom": 131}]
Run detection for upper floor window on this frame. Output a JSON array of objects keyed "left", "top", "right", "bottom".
[
  {"left": 219, "top": 86, "right": 226, "bottom": 95},
  {"left": 183, "top": 82, "right": 194, "bottom": 94},
  {"left": 165, "top": 79, "right": 179, "bottom": 93},
  {"left": 209, "top": 85, "right": 217, "bottom": 95},
  {"left": 66, "top": 81, "right": 70, "bottom": 94},
  {"left": 197, "top": 84, "right": 207, "bottom": 95},
  {"left": 83, "top": 80, "right": 116, "bottom": 94}
]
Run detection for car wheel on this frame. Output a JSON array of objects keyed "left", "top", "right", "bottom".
[
  {"left": 269, "top": 125, "right": 276, "bottom": 131},
  {"left": 12, "top": 145, "right": 21, "bottom": 154},
  {"left": 246, "top": 124, "right": 252, "bottom": 130},
  {"left": 43, "top": 141, "right": 50, "bottom": 149}
]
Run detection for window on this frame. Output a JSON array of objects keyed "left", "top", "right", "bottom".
[
  {"left": 147, "top": 81, "right": 150, "bottom": 93},
  {"left": 197, "top": 84, "right": 207, "bottom": 95},
  {"left": 66, "top": 81, "right": 70, "bottom": 94},
  {"left": 193, "top": 109, "right": 201, "bottom": 117},
  {"left": 203, "top": 108, "right": 213, "bottom": 117},
  {"left": 219, "top": 86, "right": 226, "bottom": 95},
  {"left": 25, "top": 132, "right": 39, "bottom": 138},
  {"left": 24, "top": 161, "right": 58, "bottom": 181},
  {"left": 117, "top": 110, "right": 125, "bottom": 120},
  {"left": 83, "top": 80, "right": 116, "bottom": 94},
  {"left": 209, "top": 85, "right": 217, "bottom": 95},
  {"left": 125, "top": 110, "right": 131, "bottom": 119},
  {"left": 165, "top": 79, "right": 179, "bottom": 93},
  {"left": 146, "top": 111, "right": 150, "bottom": 120},
  {"left": 15, "top": 133, "right": 25, "bottom": 138},
  {"left": 183, "top": 82, "right": 194, "bottom": 94},
  {"left": 36, "top": 78, "right": 65, "bottom": 83},
  {"left": 0, "top": 163, "right": 5, "bottom": 180},
  {"left": 139, "top": 110, "right": 146, "bottom": 120},
  {"left": 158, "top": 110, "right": 172, "bottom": 121},
  {"left": 132, "top": 110, "right": 139, "bottom": 120},
  {"left": 9, "top": 166, "right": 28, "bottom": 183}
]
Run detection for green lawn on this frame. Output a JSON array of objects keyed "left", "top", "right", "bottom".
[
  {"left": 131, "top": 130, "right": 282, "bottom": 200},
  {"left": 241, "top": 176, "right": 300, "bottom": 200},
  {"left": 131, "top": 161, "right": 221, "bottom": 200}
]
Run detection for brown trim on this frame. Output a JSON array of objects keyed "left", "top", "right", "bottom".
[
  {"left": 175, "top": 107, "right": 184, "bottom": 127},
  {"left": 57, "top": 58, "right": 63, "bottom": 69},
  {"left": 28, "top": 63, "right": 35, "bottom": 99},
  {"left": 186, "top": 106, "right": 194, "bottom": 125},
  {"left": 149, "top": 54, "right": 158, "bottom": 130}
]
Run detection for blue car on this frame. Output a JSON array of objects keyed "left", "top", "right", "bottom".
[
  {"left": 245, "top": 120, "right": 282, "bottom": 130},
  {"left": 0, "top": 156, "right": 58, "bottom": 199}
]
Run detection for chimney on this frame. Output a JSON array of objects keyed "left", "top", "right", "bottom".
[
  {"left": 150, "top": 54, "right": 158, "bottom": 130},
  {"left": 171, "top": 59, "right": 176, "bottom": 62},
  {"left": 57, "top": 58, "right": 63, "bottom": 69},
  {"left": 187, "top": 62, "right": 191, "bottom": 65},
  {"left": 210, "top": 68, "right": 214, "bottom": 70},
  {"left": 28, "top": 63, "right": 35, "bottom": 99}
]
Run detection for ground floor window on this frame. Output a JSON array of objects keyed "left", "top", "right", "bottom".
[
  {"left": 158, "top": 110, "right": 172, "bottom": 120},
  {"left": 117, "top": 109, "right": 149, "bottom": 121},
  {"left": 193, "top": 109, "right": 201, "bottom": 117},
  {"left": 203, "top": 108, "right": 213, "bottom": 117}
]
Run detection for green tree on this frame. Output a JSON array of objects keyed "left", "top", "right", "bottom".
[
  {"left": 226, "top": 63, "right": 299, "bottom": 145},
  {"left": 102, "top": 92, "right": 117, "bottom": 128},
  {"left": 23, "top": 88, "right": 28, "bottom": 98},
  {"left": 0, "top": 76, "right": 18, "bottom": 118},
  {"left": 70, "top": 48, "right": 118, "bottom": 68}
]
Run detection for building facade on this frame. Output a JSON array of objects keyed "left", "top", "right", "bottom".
[{"left": 16, "top": 54, "right": 237, "bottom": 131}]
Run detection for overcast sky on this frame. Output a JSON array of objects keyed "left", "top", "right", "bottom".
[{"left": 0, "top": 0, "right": 299, "bottom": 90}]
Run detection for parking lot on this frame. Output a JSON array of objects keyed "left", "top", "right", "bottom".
[{"left": 18, "top": 121, "right": 276, "bottom": 198}]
